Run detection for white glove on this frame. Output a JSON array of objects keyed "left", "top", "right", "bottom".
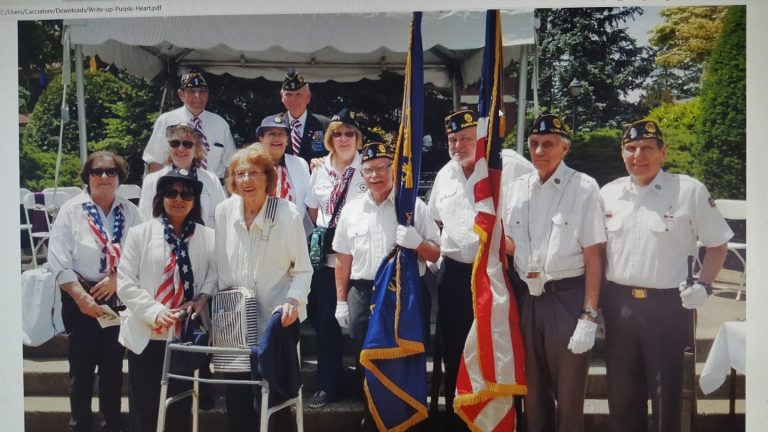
[
  {"left": 679, "top": 281, "right": 710, "bottom": 309},
  {"left": 334, "top": 301, "right": 350, "bottom": 328},
  {"left": 396, "top": 225, "right": 423, "bottom": 250},
  {"left": 568, "top": 319, "right": 597, "bottom": 354}
]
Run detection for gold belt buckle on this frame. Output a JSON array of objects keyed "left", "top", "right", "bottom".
[{"left": 631, "top": 288, "right": 647, "bottom": 299}]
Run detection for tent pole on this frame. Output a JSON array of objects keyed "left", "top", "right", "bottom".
[
  {"left": 452, "top": 70, "right": 460, "bottom": 111},
  {"left": 75, "top": 45, "right": 88, "bottom": 164},
  {"left": 516, "top": 45, "right": 529, "bottom": 155}
]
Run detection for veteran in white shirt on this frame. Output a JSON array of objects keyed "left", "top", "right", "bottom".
[
  {"left": 503, "top": 114, "right": 605, "bottom": 432},
  {"left": 143, "top": 72, "right": 236, "bottom": 178},
  {"left": 600, "top": 120, "right": 732, "bottom": 432}
]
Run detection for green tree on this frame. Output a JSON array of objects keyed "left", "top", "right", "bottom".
[
  {"left": 647, "top": 99, "right": 700, "bottom": 176},
  {"left": 647, "top": 6, "right": 728, "bottom": 98},
  {"left": 18, "top": 20, "right": 62, "bottom": 112},
  {"left": 535, "top": 7, "right": 654, "bottom": 129},
  {"left": 695, "top": 6, "right": 745, "bottom": 199},
  {"left": 22, "top": 69, "right": 159, "bottom": 188}
]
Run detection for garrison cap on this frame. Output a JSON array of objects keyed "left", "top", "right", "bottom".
[
  {"left": 444, "top": 109, "right": 478, "bottom": 135},
  {"left": 529, "top": 114, "right": 570, "bottom": 139},
  {"left": 330, "top": 108, "right": 361, "bottom": 131},
  {"left": 361, "top": 142, "right": 394, "bottom": 163},
  {"left": 622, "top": 119, "right": 664, "bottom": 146},
  {"left": 282, "top": 68, "right": 307, "bottom": 91},
  {"left": 179, "top": 72, "right": 208, "bottom": 90}
]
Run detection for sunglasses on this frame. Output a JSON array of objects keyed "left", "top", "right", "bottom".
[
  {"left": 162, "top": 189, "right": 196, "bottom": 201},
  {"left": 169, "top": 139, "right": 195, "bottom": 149},
  {"left": 89, "top": 167, "right": 119, "bottom": 177},
  {"left": 331, "top": 131, "right": 356, "bottom": 139}
]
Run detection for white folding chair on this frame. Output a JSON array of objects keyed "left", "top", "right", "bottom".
[
  {"left": 116, "top": 184, "right": 142, "bottom": 204},
  {"left": 21, "top": 193, "right": 52, "bottom": 268},
  {"left": 715, "top": 199, "right": 747, "bottom": 300},
  {"left": 20, "top": 188, "right": 37, "bottom": 268},
  {"left": 42, "top": 186, "right": 82, "bottom": 201}
]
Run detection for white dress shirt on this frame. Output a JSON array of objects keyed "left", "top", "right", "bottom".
[
  {"left": 503, "top": 162, "right": 606, "bottom": 281},
  {"left": 282, "top": 153, "right": 312, "bottom": 235},
  {"left": 333, "top": 190, "right": 439, "bottom": 280},
  {"left": 48, "top": 190, "right": 141, "bottom": 285},
  {"left": 143, "top": 106, "right": 236, "bottom": 178},
  {"left": 601, "top": 171, "right": 733, "bottom": 289},
  {"left": 427, "top": 161, "right": 479, "bottom": 264},
  {"left": 305, "top": 152, "right": 367, "bottom": 267},
  {"left": 214, "top": 195, "right": 312, "bottom": 327},
  {"left": 138, "top": 166, "right": 227, "bottom": 228},
  {"left": 116, "top": 218, "right": 217, "bottom": 354}
]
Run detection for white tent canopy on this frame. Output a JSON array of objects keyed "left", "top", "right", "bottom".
[{"left": 65, "top": 10, "right": 534, "bottom": 88}]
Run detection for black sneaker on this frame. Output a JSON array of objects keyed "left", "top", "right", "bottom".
[{"left": 307, "top": 390, "right": 333, "bottom": 408}]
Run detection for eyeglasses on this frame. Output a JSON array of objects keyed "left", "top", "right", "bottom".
[
  {"left": 89, "top": 167, "right": 119, "bottom": 177},
  {"left": 169, "top": 139, "right": 195, "bottom": 149},
  {"left": 332, "top": 131, "right": 356, "bottom": 139},
  {"left": 264, "top": 130, "right": 288, "bottom": 138},
  {"left": 361, "top": 163, "right": 393, "bottom": 177},
  {"left": 162, "top": 189, "right": 196, "bottom": 201},
  {"left": 234, "top": 170, "right": 264, "bottom": 181}
]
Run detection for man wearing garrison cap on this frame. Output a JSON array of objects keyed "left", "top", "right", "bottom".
[
  {"left": 502, "top": 113, "right": 606, "bottom": 432},
  {"left": 143, "top": 71, "right": 236, "bottom": 179},
  {"left": 600, "top": 120, "right": 732, "bottom": 431},
  {"left": 273, "top": 68, "right": 330, "bottom": 165},
  {"left": 332, "top": 142, "right": 440, "bottom": 427},
  {"left": 426, "top": 109, "right": 483, "bottom": 431}
]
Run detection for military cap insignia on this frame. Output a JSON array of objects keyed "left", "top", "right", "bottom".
[
  {"left": 273, "top": 116, "right": 283, "bottom": 123},
  {"left": 553, "top": 118, "right": 562, "bottom": 128},
  {"left": 178, "top": 168, "right": 189, "bottom": 176},
  {"left": 646, "top": 122, "right": 656, "bottom": 133},
  {"left": 464, "top": 113, "right": 473, "bottom": 123}
]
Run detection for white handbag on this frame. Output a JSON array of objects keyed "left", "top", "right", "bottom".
[{"left": 21, "top": 266, "right": 65, "bottom": 346}]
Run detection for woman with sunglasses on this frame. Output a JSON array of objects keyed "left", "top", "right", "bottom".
[
  {"left": 255, "top": 114, "right": 312, "bottom": 235},
  {"left": 215, "top": 147, "right": 312, "bottom": 430},
  {"left": 303, "top": 108, "right": 367, "bottom": 408},
  {"left": 117, "top": 168, "right": 216, "bottom": 432},
  {"left": 47, "top": 151, "right": 141, "bottom": 432},
  {"left": 138, "top": 122, "right": 227, "bottom": 227}
]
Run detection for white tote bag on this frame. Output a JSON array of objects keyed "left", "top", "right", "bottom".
[{"left": 21, "top": 267, "right": 65, "bottom": 346}]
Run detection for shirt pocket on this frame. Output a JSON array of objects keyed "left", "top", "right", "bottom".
[
  {"left": 348, "top": 221, "right": 370, "bottom": 252},
  {"left": 550, "top": 213, "right": 574, "bottom": 253}
]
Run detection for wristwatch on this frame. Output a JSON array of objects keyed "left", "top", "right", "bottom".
[{"left": 581, "top": 307, "right": 599, "bottom": 321}]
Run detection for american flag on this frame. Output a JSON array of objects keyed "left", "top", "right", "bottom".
[{"left": 453, "top": 10, "right": 527, "bottom": 431}]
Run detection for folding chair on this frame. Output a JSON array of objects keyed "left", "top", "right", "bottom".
[
  {"left": 156, "top": 326, "right": 304, "bottom": 432},
  {"left": 716, "top": 199, "right": 746, "bottom": 300},
  {"left": 21, "top": 192, "right": 52, "bottom": 268},
  {"left": 20, "top": 188, "right": 37, "bottom": 268},
  {"left": 117, "top": 184, "right": 142, "bottom": 205}
]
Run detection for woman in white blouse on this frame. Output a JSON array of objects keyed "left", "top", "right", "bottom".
[
  {"left": 117, "top": 168, "right": 216, "bottom": 432},
  {"left": 47, "top": 151, "right": 141, "bottom": 432},
  {"left": 255, "top": 114, "right": 312, "bottom": 235},
  {"left": 215, "top": 146, "right": 312, "bottom": 429},
  {"left": 138, "top": 122, "right": 227, "bottom": 227},
  {"left": 303, "top": 108, "right": 367, "bottom": 408}
]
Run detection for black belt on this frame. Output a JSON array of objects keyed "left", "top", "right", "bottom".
[
  {"left": 350, "top": 279, "right": 374, "bottom": 291},
  {"left": 608, "top": 281, "right": 678, "bottom": 299}
]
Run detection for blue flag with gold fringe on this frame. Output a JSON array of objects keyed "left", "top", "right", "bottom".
[{"left": 359, "top": 11, "right": 428, "bottom": 432}]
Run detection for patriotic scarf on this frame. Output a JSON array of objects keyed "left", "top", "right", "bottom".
[
  {"left": 191, "top": 116, "right": 210, "bottom": 170},
  {"left": 275, "top": 157, "right": 294, "bottom": 202},
  {"left": 155, "top": 215, "right": 196, "bottom": 312},
  {"left": 82, "top": 201, "right": 125, "bottom": 274},
  {"left": 326, "top": 165, "right": 355, "bottom": 228}
]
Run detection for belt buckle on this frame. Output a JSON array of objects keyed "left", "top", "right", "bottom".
[{"left": 631, "top": 288, "right": 647, "bottom": 299}]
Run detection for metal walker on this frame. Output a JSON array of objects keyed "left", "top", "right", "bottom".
[{"left": 155, "top": 325, "right": 304, "bottom": 432}]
